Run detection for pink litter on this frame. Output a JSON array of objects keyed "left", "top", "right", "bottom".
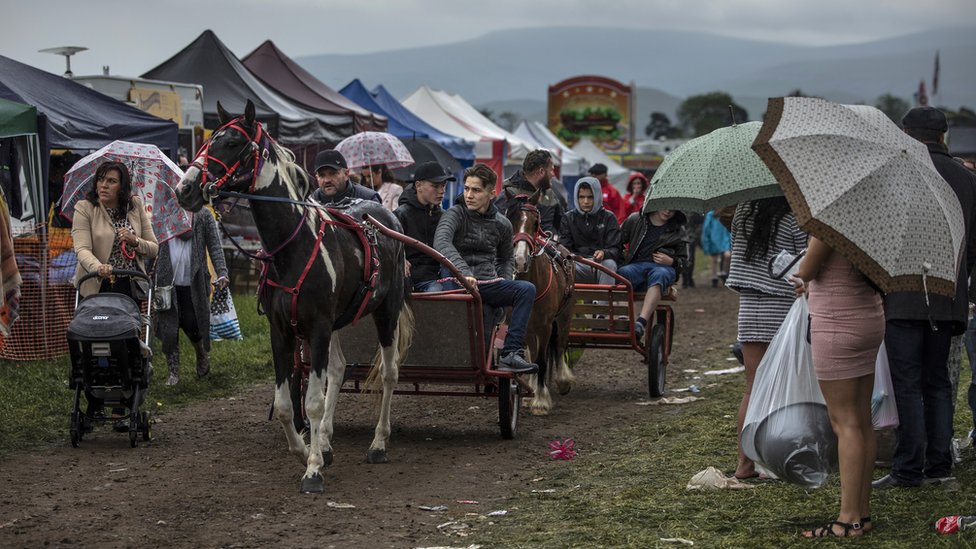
[{"left": 549, "top": 438, "right": 577, "bottom": 460}]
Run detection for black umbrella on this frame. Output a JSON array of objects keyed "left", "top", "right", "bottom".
[{"left": 392, "top": 137, "right": 463, "bottom": 182}]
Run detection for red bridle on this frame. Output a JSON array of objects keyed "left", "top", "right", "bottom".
[{"left": 192, "top": 117, "right": 268, "bottom": 197}]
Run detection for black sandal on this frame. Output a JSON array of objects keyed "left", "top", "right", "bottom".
[
  {"left": 860, "top": 516, "right": 872, "bottom": 531},
  {"left": 804, "top": 520, "right": 862, "bottom": 538}
]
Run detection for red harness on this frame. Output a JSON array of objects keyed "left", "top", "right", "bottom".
[
  {"left": 511, "top": 198, "right": 564, "bottom": 303},
  {"left": 192, "top": 119, "right": 267, "bottom": 196}
]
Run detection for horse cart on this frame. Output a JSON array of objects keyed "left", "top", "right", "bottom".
[
  {"left": 565, "top": 256, "right": 676, "bottom": 398},
  {"left": 319, "top": 216, "right": 526, "bottom": 439}
]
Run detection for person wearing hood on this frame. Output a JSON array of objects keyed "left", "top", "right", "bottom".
[
  {"left": 434, "top": 163, "right": 538, "bottom": 375},
  {"left": 588, "top": 163, "right": 626, "bottom": 222},
  {"left": 619, "top": 207, "right": 689, "bottom": 340},
  {"left": 309, "top": 150, "right": 381, "bottom": 205},
  {"left": 394, "top": 161, "right": 453, "bottom": 292},
  {"left": 560, "top": 177, "right": 621, "bottom": 285},
  {"left": 623, "top": 172, "right": 649, "bottom": 218},
  {"left": 496, "top": 150, "right": 565, "bottom": 235}
]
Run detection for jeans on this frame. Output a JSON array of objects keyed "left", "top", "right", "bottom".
[
  {"left": 413, "top": 279, "right": 459, "bottom": 292},
  {"left": 885, "top": 319, "right": 955, "bottom": 482},
  {"left": 477, "top": 278, "right": 536, "bottom": 355},
  {"left": 574, "top": 259, "right": 618, "bottom": 285},
  {"left": 965, "top": 314, "right": 976, "bottom": 433},
  {"left": 617, "top": 261, "right": 676, "bottom": 292}
]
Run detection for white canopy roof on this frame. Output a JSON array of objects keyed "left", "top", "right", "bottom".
[
  {"left": 571, "top": 137, "right": 630, "bottom": 191},
  {"left": 514, "top": 121, "right": 584, "bottom": 176}
]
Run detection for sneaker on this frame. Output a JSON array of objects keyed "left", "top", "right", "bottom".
[
  {"left": 921, "top": 476, "right": 956, "bottom": 486},
  {"left": 498, "top": 350, "right": 538, "bottom": 374},
  {"left": 871, "top": 474, "right": 919, "bottom": 488},
  {"left": 634, "top": 319, "right": 647, "bottom": 341}
]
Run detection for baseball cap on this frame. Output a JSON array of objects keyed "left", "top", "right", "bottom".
[
  {"left": 313, "top": 150, "right": 348, "bottom": 172},
  {"left": 413, "top": 161, "right": 456, "bottom": 184}
]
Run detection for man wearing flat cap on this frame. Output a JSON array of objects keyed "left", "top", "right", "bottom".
[
  {"left": 395, "top": 161, "right": 454, "bottom": 292},
  {"left": 309, "top": 149, "right": 381, "bottom": 204},
  {"left": 874, "top": 106, "right": 976, "bottom": 489},
  {"left": 588, "top": 162, "right": 626, "bottom": 222}
]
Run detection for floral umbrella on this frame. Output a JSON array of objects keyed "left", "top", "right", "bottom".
[
  {"left": 60, "top": 140, "right": 191, "bottom": 243},
  {"left": 752, "top": 97, "right": 964, "bottom": 298},
  {"left": 334, "top": 131, "right": 414, "bottom": 170},
  {"left": 644, "top": 121, "right": 782, "bottom": 213}
]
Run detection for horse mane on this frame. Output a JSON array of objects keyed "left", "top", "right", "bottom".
[{"left": 268, "top": 139, "right": 311, "bottom": 197}]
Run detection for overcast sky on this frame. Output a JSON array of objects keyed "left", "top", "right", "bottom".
[{"left": 3, "top": 0, "right": 975, "bottom": 77}]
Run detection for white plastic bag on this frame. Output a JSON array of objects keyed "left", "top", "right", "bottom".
[
  {"left": 872, "top": 342, "right": 899, "bottom": 430},
  {"left": 741, "top": 297, "right": 838, "bottom": 488}
]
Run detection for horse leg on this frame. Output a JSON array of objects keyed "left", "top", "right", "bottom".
[
  {"left": 367, "top": 324, "right": 399, "bottom": 464},
  {"left": 552, "top": 320, "right": 577, "bottom": 395},
  {"left": 300, "top": 330, "right": 333, "bottom": 494},
  {"left": 318, "top": 335, "right": 347, "bottom": 468},
  {"left": 526, "top": 331, "right": 553, "bottom": 416},
  {"left": 271, "top": 334, "right": 308, "bottom": 466}
]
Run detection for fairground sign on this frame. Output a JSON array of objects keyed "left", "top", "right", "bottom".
[{"left": 548, "top": 75, "right": 635, "bottom": 154}]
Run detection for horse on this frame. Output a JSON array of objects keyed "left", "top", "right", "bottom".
[
  {"left": 502, "top": 188, "right": 576, "bottom": 415},
  {"left": 175, "top": 100, "right": 414, "bottom": 494}
]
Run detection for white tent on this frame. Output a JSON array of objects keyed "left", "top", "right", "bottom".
[
  {"left": 514, "top": 121, "right": 583, "bottom": 176},
  {"left": 571, "top": 137, "right": 630, "bottom": 191}
]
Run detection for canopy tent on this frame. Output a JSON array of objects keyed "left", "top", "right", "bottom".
[
  {"left": 514, "top": 121, "right": 584, "bottom": 177},
  {"left": 0, "top": 99, "right": 44, "bottom": 222},
  {"left": 340, "top": 80, "right": 475, "bottom": 161},
  {"left": 0, "top": 55, "right": 179, "bottom": 210},
  {"left": 434, "top": 90, "right": 535, "bottom": 163},
  {"left": 571, "top": 137, "right": 630, "bottom": 191},
  {"left": 143, "top": 30, "right": 349, "bottom": 145},
  {"left": 241, "top": 40, "right": 387, "bottom": 134}
]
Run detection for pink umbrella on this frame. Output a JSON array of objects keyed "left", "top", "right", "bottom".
[
  {"left": 61, "top": 140, "right": 191, "bottom": 243},
  {"left": 334, "top": 131, "right": 414, "bottom": 169}
]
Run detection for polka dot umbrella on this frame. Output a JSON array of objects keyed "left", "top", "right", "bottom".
[
  {"left": 752, "top": 97, "right": 964, "bottom": 298},
  {"left": 334, "top": 131, "right": 414, "bottom": 170}
]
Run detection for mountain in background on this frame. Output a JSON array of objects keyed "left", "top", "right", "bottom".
[{"left": 297, "top": 25, "right": 976, "bottom": 130}]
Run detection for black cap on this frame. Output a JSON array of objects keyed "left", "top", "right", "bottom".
[
  {"left": 313, "top": 149, "right": 347, "bottom": 172},
  {"left": 588, "top": 163, "right": 608, "bottom": 175},
  {"left": 413, "top": 161, "right": 456, "bottom": 184},
  {"left": 901, "top": 107, "right": 948, "bottom": 133}
]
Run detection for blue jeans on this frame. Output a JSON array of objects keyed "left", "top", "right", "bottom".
[
  {"left": 965, "top": 314, "right": 976, "bottom": 433},
  {"left": 617, "top": 261, "right": 676, "bottom": 292},
  {"left": 477, "top": 279, "right": 536, "bottom": 355},
  {"left": 885, "top": 319, "right": 955, "bottom": 482},
  {"left": 413, "top": 279, "right": 459, "bottom": 292},
  {"left": 574, "top": 259, "right": 618, "bottom": 285}
]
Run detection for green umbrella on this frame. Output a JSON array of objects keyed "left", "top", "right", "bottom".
[{"left": 644, "top": 121, "right": 781, "bottom": 213}]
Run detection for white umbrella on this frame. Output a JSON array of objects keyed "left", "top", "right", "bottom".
[{"left": 752, "top": 97, "right": 964, "bottom": 297}]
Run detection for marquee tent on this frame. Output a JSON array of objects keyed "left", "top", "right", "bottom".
[
  {"left": 241, "top": 40, "right": 387, "bottom": 134},
  {"left": 0, "top": 55, "right": 179, "bottom": 209},
  {"left": 514, "top": 121, "right": 584, "bottom": 177},
  {"left": 571, "top": 137, "right": 630, "bottom": 191},
  {"left": 143, "top": 30, "right": 349, "bottom": 145},
  {"left": 0, "top": 98, "right": 44, "bottom": 222},
  {"left": 340, "top": 80, "right": 474, "bottom": 162}
]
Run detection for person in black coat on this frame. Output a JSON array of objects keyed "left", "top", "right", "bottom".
[
  {"left": 874, "top": 107, "right": 976, "bottom": 489},
  {"left": 308, "top": 150, "right": 381, "bottom": 204},
  {"left": 394, "top": 161, "right": 454, "bottom": 291},
  {"left": 560, "top": 176, "right": 621, "bottom": 285},
  {"left": 495, "top": 149, "right": 565, "bottom": 235}
]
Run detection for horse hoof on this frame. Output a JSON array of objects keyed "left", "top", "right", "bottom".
[
  {"left": 299, "top": 472, "right": 325, "bottom": 494},
  {"left": 322, "top": 449, "right": 333, "bottom": 467},
  {"left": 366, "top": 448, "right": 389, "bottom": 464},
  {"left": 530, "top": 407, "right": 551, "bottom": 416},
  {"left": 557, "top": 383, "right": 573, "bottom": 396}
]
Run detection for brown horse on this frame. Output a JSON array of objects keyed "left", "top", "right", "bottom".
[{"left": 502, "top": 188, "right": 575, "bottom": 415}]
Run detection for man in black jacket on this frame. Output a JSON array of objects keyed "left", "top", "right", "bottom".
[
  {"left": 434, "top": 163, "right": 538, "bottom": 374},
  {"left": 560, "top": 176, "right": 621, "bottom": 285},
  {"left": 874, "top": 107, "right": 976, "bottom": 488},
  {"left": 619, "top": 209, "right": 689, "bottom": 340},
  {"left": 496, "top": 149, "right": 564, "bottom": 234},
  {"left": 394, "top": 161, "right": 453, "bottom": 291},
  {"left": 309, "top": 150, "right": 381, "bottom": 204}
]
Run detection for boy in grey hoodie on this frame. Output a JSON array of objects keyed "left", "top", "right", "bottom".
[{"left": 560, "top": 176, "right": 622, "bottom": 285}]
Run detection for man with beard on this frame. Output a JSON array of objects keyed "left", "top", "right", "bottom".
[
  {"left": 309, "top": 150, "right": 380, "bottom": 204},
  {"left": 496, "top": 149, "right": 565, "bottom": 234}
]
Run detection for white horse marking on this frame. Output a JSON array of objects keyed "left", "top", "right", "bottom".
[
  {"left": 369, "top": 327, "right": 400, "bottom": 456},
  {"left": 274, "top": 381, "right": 309, "bottom": 464},
  {"left": 303, "top": 367, "right": 328, "bottom": 480},
  {"left": 320, "top": 335, "right": 347, "bottom": 461}
]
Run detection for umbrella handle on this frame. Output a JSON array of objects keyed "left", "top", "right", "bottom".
[{"left": 767, "top": 249, "right": 806, "bottom": 280}]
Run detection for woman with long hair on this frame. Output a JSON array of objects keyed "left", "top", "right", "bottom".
[
  {"left": 623, "top": 172, "right": 648, "bottom": 218},
  {"left": 360, "top": 164, "right": 403, "bottom": 212}
]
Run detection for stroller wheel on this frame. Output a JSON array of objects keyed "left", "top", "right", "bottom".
[{"left": 141, "top": 411, "right": 151, "bottom": 442}]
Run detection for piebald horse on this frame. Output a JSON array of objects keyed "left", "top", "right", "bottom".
[
  {"left": 176, "top": 100, "right": 413, "bottom": 494},
  {"left": 503, "top": 188, "right": 576, "bottom": 415}
]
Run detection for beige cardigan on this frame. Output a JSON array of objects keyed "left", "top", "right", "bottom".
[{"left": 72, "top": 196, "right": 159, "bottom": 297}]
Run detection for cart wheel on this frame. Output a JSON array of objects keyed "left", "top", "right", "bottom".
[
  {"left": 141, "top": 411, "right": 151, "bottom": 442},
  {"left": 646, "top": 324, "right": 667, "bottom": 398},
  {"left": 70, "top": 412, "right": 80, "bottom": 448},
  {"left": 497, "top": 377, "right": 521, "bottom": 439}
]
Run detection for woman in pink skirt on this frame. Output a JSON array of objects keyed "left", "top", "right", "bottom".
[{"left": 794, "top": 235, "right": 884, "bottom": 538}]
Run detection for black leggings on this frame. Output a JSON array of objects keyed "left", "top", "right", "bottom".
[{"left": 175, "top": 285, "right": 201, "bottom": 343}]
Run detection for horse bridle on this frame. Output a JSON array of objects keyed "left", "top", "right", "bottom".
[
  {"left": 192, "top": 116, "right": 269, "bottom": 201},
  {"left": 511, "top": 196, "right": 552, "bottom": 258}
]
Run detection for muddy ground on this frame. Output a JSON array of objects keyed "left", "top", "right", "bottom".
[{"left": 0, "top": 285, "right": 738, "bottom": 548}]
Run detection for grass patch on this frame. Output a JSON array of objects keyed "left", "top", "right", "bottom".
[
  {"left": 463, "top": 348, "right": 976, "bottom": 548},
  {"left": 0, "top": 294, "right": 273, "bottom": 456}
]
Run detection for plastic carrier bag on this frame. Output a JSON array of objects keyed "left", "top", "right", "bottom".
[
  {"left": 209, "top": 286, "right": 243, "bottom": 341},
  {"left": 741, "top": 297, "right": 838, "bottom": 488},
  {"left": 871, "top": 342, "right": 899, "bottom": 430}
]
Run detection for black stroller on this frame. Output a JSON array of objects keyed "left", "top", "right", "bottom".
[{"left": 68, "top": 269, "right": 153, "bottom": 447}]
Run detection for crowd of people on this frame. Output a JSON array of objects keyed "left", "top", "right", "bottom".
[{"left": 66, "top": 104, "right": 976, "bottom": 538}]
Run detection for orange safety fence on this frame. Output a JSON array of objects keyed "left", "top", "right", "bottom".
[{"left": 0, "top": 223, "right": 75, "bottom": 360}]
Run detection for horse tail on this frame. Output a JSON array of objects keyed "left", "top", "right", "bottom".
[{"left": 363, "top": 293, "right": 415, "bottom": 396}]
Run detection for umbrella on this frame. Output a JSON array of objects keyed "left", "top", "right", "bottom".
[
  {"left": 334, "top": 131, "right": 414, "bottom": 170},
  {"left": 644, "top": 121, "right": 782, "bottom": 213},
  {"left": 61, "top": 140, "right": 191, "bottom": 243},
  {"left": 752, "top": 97, "right": 965, "bottom": 298},
  {"left": 391, "top": 137, "right": 463, "bottom": 182}
]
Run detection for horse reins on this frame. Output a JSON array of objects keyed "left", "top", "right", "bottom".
[{"left": 511, "top": 196, "right": 564, "bottom": 303}]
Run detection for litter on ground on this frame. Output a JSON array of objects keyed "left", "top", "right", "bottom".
[{"left": 686, "top": 467, "right": 756, "bottom": 491}]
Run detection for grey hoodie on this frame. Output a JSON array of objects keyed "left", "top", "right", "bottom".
[{"left": 560, "top": 177, "right": 622, "bottom": 260}]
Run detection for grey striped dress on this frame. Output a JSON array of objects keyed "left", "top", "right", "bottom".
[{"left": 725, "top": 204, "right": 808, "bottom": 343}]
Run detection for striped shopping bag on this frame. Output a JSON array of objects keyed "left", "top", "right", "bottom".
[{"left": 209, "top": 286, "right": 243, "bottom": 341}]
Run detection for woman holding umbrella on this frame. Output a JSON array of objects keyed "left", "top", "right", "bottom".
[{"left": 360, "top": 163, "right": 403, "bottom": 212}]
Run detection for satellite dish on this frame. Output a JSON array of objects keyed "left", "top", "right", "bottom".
[{"left": 38, "top": 46, "right": 88, "bottom": 77}]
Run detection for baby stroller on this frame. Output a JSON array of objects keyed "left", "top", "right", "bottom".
[{"left": 68, "top": 269, "right": 153, "bottom": 447}]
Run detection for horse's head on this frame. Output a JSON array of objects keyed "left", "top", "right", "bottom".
[
  {"left": 504, "top": 187, "right": 545, "bottom": 275},
  {"left": 176, "top": 99, "right": 269, "bottom": 212}
]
